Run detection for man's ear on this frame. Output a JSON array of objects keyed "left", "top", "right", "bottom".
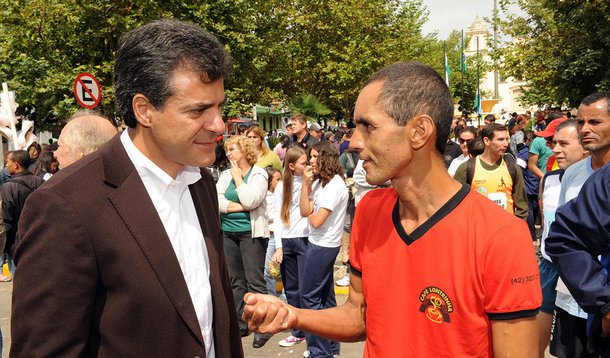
[
  {"left": 132, "top": 94, "right": 154, "bottom": 128},
  {"left": 410, "top": 115, "right": 436, "bottom": 150}
]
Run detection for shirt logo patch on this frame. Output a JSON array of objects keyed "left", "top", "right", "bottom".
[{"left": 419, "top": 286, "right": 453, "bottom": 324}]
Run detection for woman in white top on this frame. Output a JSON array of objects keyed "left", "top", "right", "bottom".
[
  {"left": 216, "top": 136, "right": 271, "bottom": 347},
  {"left": 299, "top": 141, "right": 348, "bottom": 358},
  {"left": 262, "top": 166, "right": 284, "bottom": 298},
  {"left": 271, "top": 146, "right": 310, "bottom": 348},
  {"left": 448, "top": 126, "right": 478, "bottom": 177}
]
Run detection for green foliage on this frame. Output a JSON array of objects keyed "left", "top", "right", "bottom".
[
  {"left": 290, "top": 94, "right": 331, "bottom": 122},
  {"left": 267, "top": 136, "right": 281, "bottom": 150},
  {"left": 0, "top": 0, "right": 454, "bottom": 130},
  {"left": 497, "top": 0, "right": 610, "bottom": 107}
]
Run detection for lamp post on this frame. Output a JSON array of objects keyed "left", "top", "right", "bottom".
[{"left": 493, "top": 0, "right": 499, "bottom": 100}]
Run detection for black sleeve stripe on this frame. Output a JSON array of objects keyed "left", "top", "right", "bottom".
[
  {"left": 487, "top": 308, "right": 539, "bottom": 320},
  {"left": 351, "top": 267, "right": 362, "bottom": 277}
]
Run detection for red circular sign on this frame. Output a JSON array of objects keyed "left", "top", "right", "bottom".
[{"left": 73, "top": 72, "right": 101, "bottom": 109}]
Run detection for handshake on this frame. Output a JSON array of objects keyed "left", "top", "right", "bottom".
[{"left": 242, "top": 293, "right": 298, "bottom": 333}]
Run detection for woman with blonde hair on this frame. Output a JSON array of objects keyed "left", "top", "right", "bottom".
[
  {"left": 244, "top": 126, "right": 282, "bottom": 171},
  {"left": 216, "top": 135, "right": 271, "bottom": 348},
  {"left": 271, "top": 146, "right": 310, "bottom": 348}
]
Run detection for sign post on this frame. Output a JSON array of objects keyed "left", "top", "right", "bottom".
[{"left": 73, "top": 72, "right": 101, "bottom": 109}]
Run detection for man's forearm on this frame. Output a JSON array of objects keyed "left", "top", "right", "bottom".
[
  {"left": 244, "top": 274, "right": 367, "bottom": 341},
  {"left": 294, "top": 301, "right": 366, "bottom": 342}
]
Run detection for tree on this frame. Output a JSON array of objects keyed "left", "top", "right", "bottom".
[
  {"left": 0, "top": 0, "right": 442, "bottom": 130},
  {"left": 290, "top": 94, "right": 332, "bottom": 126},
  {"left": 497, "top": 0, "right": 610, "bottom": 107},
  {"left": 0, "top": 0, "right": 204, "bottom": 129}
]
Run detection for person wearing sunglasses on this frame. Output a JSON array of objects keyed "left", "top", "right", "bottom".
[{"left": 448, "top": 127, "right": 478, "bottom": 177}]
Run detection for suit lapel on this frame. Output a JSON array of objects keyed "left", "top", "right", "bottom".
[
  {"left": 189, "top": 182, "right": 232, "bottom": 339},
  {"left": 101, "top": 135, "right": 204, "bottom": 345}
]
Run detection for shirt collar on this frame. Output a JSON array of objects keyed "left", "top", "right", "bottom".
[{"left": 120, "top": 130, "right": 202, "bottom": 192}]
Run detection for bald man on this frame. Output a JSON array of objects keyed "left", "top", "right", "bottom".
[{"left": 54, "top": 111, "right": 117, "bottom": 168}]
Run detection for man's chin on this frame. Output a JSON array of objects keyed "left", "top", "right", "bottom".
[{"left": 365, "top": 173, "right": 386, "bottom": 186}]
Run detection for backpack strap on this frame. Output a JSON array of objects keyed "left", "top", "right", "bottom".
[
  {"left": 502, "top": 154, "right": 518, "bottom": 185},
  {"left": 9, "top": 178, "right": 36, "bottom": 193}
]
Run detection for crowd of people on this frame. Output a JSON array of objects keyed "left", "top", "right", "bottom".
[
  {"left": 207, "top": 110, "right": 372, "bottom": 356},
  {"left": 1, "top": 18, "right": 609, "bottom": 358},
  {"left": 242, "top": 73, "right": 610, "bottom": 357},
  {"left": 438, "top": 100, "right": 610, "bottom": 357}
]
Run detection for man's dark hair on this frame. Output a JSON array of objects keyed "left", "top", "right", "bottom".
[
  {"left": 484, "top": 114, "right": 496, "bottom": 123},
  {"left": 10, "top": 150, "right": 31, "bottom": 169},
  {"left": 467, "top": 136, "right": 485, "bottom": 157},
  {"left": 580, "top": 92, "right": 610, "bottom": 114},
  {"left": 114, "top": 19, "right": 232, "bottom": 128},
  {"left": 555, "top": 119, "right": 578, "bottom": 133},
  {"left": 480, "top": 123, "right": 507, "bottom": 141},
  {"left": 365, "top": 61, "right": 454, "bottom": 154},
  {"left": 547, "top": 111, "right": 564, "bottom": 122}
]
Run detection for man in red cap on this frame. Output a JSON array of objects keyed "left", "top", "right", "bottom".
[{"left": 529, "top": 112, "right": 568, "bottom": 178}]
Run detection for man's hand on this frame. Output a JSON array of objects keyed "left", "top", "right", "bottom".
[{"left": 243, "top": 293, "right": 297, "bottom": 334}]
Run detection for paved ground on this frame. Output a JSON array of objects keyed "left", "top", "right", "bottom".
[
  {"left": 0, "top": 240, "right": 554, "bottom": 357},
  {"left": 0, "top": 263, "right": 364, "bottom": 358}
]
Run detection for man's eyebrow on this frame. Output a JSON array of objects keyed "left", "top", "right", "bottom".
[
  {"left": 182, "top": 98, "right": 226, "bottom": 111},
  {"left": 354, "top": 117, "right": 371, "bottom": 126}
]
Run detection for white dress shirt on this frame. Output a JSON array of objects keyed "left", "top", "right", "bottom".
[{"left": 120, "top": 130, "right": 215, "bottom": 357}]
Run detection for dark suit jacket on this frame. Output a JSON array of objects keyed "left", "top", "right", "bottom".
[{"left": 11, "top": 134, "right": 243, "bottom": 357}]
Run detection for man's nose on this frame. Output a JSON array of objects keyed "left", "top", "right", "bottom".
[
  {"left": 208, "top": 110, "right": 225, "bottom": 135},
  {"left": 349, "top": 127, "right": 363, "bottom": 153}
]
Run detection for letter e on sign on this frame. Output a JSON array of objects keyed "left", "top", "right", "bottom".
[{"left": 74, "top": 72, "right": 102, "bottom": 109}]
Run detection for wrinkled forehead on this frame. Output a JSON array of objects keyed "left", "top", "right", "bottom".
[
  {"left": 578, "top": 99, "right": 610, "bottom": 119},
  {"left": 354, "top": 81, "right": 384, "bottom": 119}
]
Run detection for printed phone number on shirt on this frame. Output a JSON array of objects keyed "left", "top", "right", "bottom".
[{"left": 511, "top": 274, "right": 539, "bottom": 285}]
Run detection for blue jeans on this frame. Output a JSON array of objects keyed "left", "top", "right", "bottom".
[
  {"left": 281, "top": 237, "right": 308, "bottom": 339},
  {"left": 0, "top": 252, "right": 15, "bottom": 276},
  {"left": 264, "top": 235, "right": 286, "bottom": 300},
  {"left": 301, "top": 243, "right": 340, "bottom": 358}
]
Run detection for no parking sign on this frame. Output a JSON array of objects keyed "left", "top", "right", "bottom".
[{"left": 73, "top": 72, "right": 101, "bottom": 109}]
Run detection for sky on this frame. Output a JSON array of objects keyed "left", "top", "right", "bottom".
[{"left": 420, "top": 0, "right": 524, "bottom": 39}]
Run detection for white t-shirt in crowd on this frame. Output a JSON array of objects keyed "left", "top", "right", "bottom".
[
  {"left": 308, "top": 175, "right": 349, "bottom": 248},
  {"left": 266, "top": 190, "right": 274, "bottom": 230},
  {"left": 448, "top": 154, "right": 469, "bottom": 177},
  {"left": 273, "top": 176, "right": 310, "bottom": 248}
]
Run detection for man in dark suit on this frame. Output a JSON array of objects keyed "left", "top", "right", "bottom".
[{"left": 11, "top": 19, "right": 243, "bottom": 357}]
